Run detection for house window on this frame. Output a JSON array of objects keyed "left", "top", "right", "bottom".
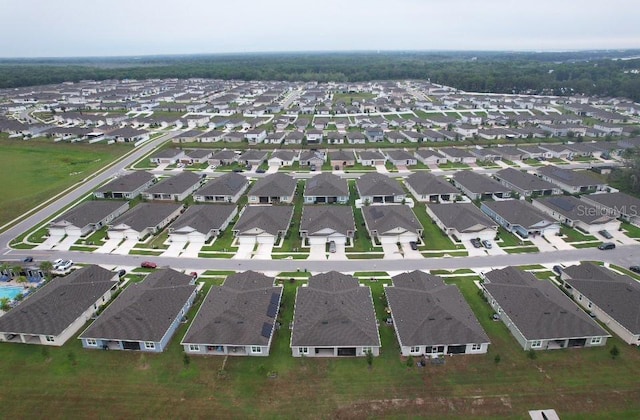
[
  {"left": 531, "top": 340, "right": 542, "bottom": 349},
  {"left": 189, "top": 344, "right": 200, "bottom": 352},
  {"left": 251, "top": 346, "right": 262, "bottom": 354},
  {"left": 86, "top": 338, "right": 97, "bottom": 347},
  {"left": 45, "top": 336, "right": 55, "bottom": 342},
  {"left": 590, "top": 337, "right": 602, "bottom": 345},
  {"left": 144, "top": 342, "right": 156, "bottom": 350},
  {"left": 363, "top": 347, "right": 372, "bottom": 354},
  {"left": 410, "top": 346, "right": 421, "bottom": 353},
  {"left": 471, "top": 344, "right": 482, "bottom": 351},
  {"left": 299, "top": 347, "right": 309, "bottom": 355}
]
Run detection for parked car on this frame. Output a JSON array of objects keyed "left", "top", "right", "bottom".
[
  {"left": 117, "top": 269, "right": 127, "bottom": 277},
  {"left": 232, "top": 168, "right": 244, "bottom": 173},
  {"left": 141, "top": 261, "right": 157, "bottom": 269},
  {"left": 256, "top": 169, "right": 266, "bottom": 173},
  {"left": 597, "top": 242, "right": 616, "bottom": 250},
  {"left": 629, "top": 266, "right": 640, "bottom": 274},
  {"left": 190, "top": 271, "right": 198, "bottom": 279},
  {"left": 599, "top": 230, "right": 613, "bottom": 239},
  {"left": 470, "top": 238, "right": 482, "bottom": 248},
  {"left": 329, "top": 241, "right": 336, "bottom": 253},
  {"left": 53, "top": 258, "right": 64, "bottom": 268},
  {"left": 409, "top": 241, "right": 418, "bottom": 251},
  {"left": 482, "top": 240, "right": 492, "bottom": 249},
  {"left": 56, "top": 260, "right": 73, "bottom": 271},
  {"left": 552, "top": 265, "right": 563, "bottom": 275},
  {"left": 22, "top": 256, "right": 33, "bottom": 263}
]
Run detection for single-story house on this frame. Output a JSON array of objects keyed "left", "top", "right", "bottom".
[
  {"left": 284, "top": 131, "right": 304, "bottom": 145},
  {"left": 482, "top": 266, "right": 610, "bottom": 351},
  {"left": 356, "top": 173, "right": 406, "bottom": 204},
  {"left": 247, "top": 173, "right": 297, "bottom": 204},
  {"left": 361, "top": 205, "right": 423, "bottom": 244},
  {"left": 194, "top": 172, "right": 249, "bottom": 203},
  {"left": 0, "top": 265, "right": 119, "bottom": 346},
  {"left": 238, "top": 150, "right": 269, "bottom": 167},
  {"left": 208, "top": 149, "right": 237, "bottom": 166},
  {"left": 517, "top": 145, "right": 552, "bottom": 160},
  {"left": 168, "top": 204, "right": 238, "bottom": 244},
  {"left": 232, "top": 205, "right": 294, "bottom": 246},
  {"left": 580, "top": 192, "right": 640, "bottom": 226},
  {"left": 357, "top": 150, "right": 386, "bottom": 166},
  {"left": 300, "top": 205, "right": 355, "bottom": 246},
  {"left": 79, "top": 269, "right": 197, "bottom": 352},
  {"left": 181, "top": 271, "right": 283, "bottom": 356},
  {"left": 415, "top": 149, "right": 447, "bottom": 165},
  {"left": 427, "top": 202, "right": 498, "bottom": 242},
  {"left": 181, "top": 149, "right": 213, "bottom": 164},
  {"left": 142, "top": 172, "right": 204, "bottom": 202},
  {"left": 268, "top": 150, "right": 298, "bottom": 167},
  {"left": 493, "top": 168, "right": 562, "bottom": 197},
  {"left": 386, "top": 271, "right": 490, "bottom": 357},
  {"left": 303, "top": 173, "right": 349, "bottom": 204},
  {"left": 481, "top": 199, "right": 560, "bottom": 238},
  {"left": 538, "top": 144, "right": 575, "bottom": 159},
  {"left": 536, "top": 166, "right": 607, "bottom": 194},
  {"left": 439, "top": 147, "right": 476, "bottom": 164},
  {"left": 94, "top": 171, "right": 156, "bottom": 199},
  {"left": 452, "top": 171, "right": 511, "bottom": 200},
  {"left": 49, "top": 200, "right": 130, "bottom": 237},
  {"left": 150, "top": 148, "right": 185, "bottom": 165},
  {"left": 299, "top": 150, "right": 325, "bottom": 168},
  {"left": 108, "top": 202, "right": 184, "bottom": 241},
  {"left": 532, "top": 196, "right": 620, "bottom": 234},
  {"left": 405, "top": 172, "right": 460, "bottom": 203},
  {"left": 561, "top": 262, "right": 640, "bottom": 346},
  {"left": 386, "top": 150, "right": 417, "bottom": 166},
  {"left": 306, "top": 129, "right": 324, "bottom": 144},
  {"left": 328, "top": 150, "right": 355, "bottom": 170},
  {"left": 291, "top": 271, "right": 380, "bottom": 357}
]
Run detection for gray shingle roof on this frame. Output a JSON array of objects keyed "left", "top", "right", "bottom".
[
  {"left": 79, "top": 269, "right": 196, "bottom": 342},
  {"left": 169, "top": 204, "right": 237, "bottom": 234},
  {"left": 95, "top": 171, "right": 155, "bottom": 195},
  {"left": 0, "top": 265, "right": 118, "bottom": 336},
  {"left": 248, "top": 173, "right": 296, "bottom": 198},
  {"left": 483, "top": 267, "right": 607, "bottom": 341},
  {"left": 582, "top": 192, "right": 640, "bottom": 216},
  {"left": 110, "top": 203, "right": 183, "bottom": 231},
  {"left": 328, "top": 150, "right": 355, "bottom": 161},
  {"left": 482, "top": 200, "right": 557, "bottom": 230},
  {"left": 440, "top": 147, "right": 474, "bottom": 158},
  {"left": 300, "top": 205, "right": 355, "bottom": 236},
  {"left": 452, "top": 171, "right": 510, "bottom": 195},
  {"left": 386, "top": 271, "right": 489, "bottom": 347},
  {"left": 52, "top": 200, "right": 128, "bottom": 229},
  {"left": 537, "top": 166, "right": 605, "bottom": 188},
  {"left": 534, "top": 196, "right": 614, "bottom": 224},
  {"left": 291, "top": 272, "right": 380, "bottom": 347},
  {"left": 197, "top": 173, "right": 248, "bottom": 197},
  {"left": 356, "top": 173, "right": 404, "bottom": 197},
  {"left": 405, "top": 172, "right": 459, "bottom": 195},
  {"left": 428, "top": 203, "right": 497, "bottom": 233},
  {"left": 494, "top": 168, "right": 557, "bottom": 192},
  {"left": 358, "top": 150, "right": 385, "bottom": 160},
  {"left": 238, "top": 150, "right": 268, "bottom": 162},
  {"left": 145, "top": 172, "right": 202, "bottom": 196},
  {"left": 181, "top": 271, "right": 281, "bottom": 346},
  {"left": 361, "top": 205, "right": 422, "bottom": 235},
  {"left": 233, "top": 205, "right": 294, "bottom": 236},
  {"left": 304, "top": 173, "right": 349, "bottom": 197}
]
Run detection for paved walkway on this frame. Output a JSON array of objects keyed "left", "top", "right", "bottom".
[{"left": 95, "top": 238, "right": 121, "bottom": 254}]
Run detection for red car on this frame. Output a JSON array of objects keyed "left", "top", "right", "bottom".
[{"left": 140, "top": 261, "right": 157, "bottom": 269}]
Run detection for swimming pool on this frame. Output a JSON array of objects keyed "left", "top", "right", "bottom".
[{"left": 0, "top": 285, "right": 24, "bottom": 301}]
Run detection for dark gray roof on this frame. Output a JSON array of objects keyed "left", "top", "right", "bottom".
[
  {"left": 415, "top": 149, "right": 445, "bottom": 159},
  {"left": 110, "top": 203, "right": 183, "bottom": 231},
  {"left": 238, "top": 150, "right": 268, "bottom": 161},
  {"left": 428, "top": 203, "right": 497, "bottom": 232},
  {"left": 304, "top": 173, "right": 349, "bottom": 197},
  {"left": 356, "top": 173, "right": 404, "bottom": 197},
  {"left": 233, "top": 205, "right": 294, "bottom": 236},
  {"left": 405, "top": 172, "right": 459, "bottom": 195},
  {"left": 0, "top": 265, "right": 117, "bottom": 336},
  {"left": 534, "top": 196, "right": 614, "bottom": 224},
  {"left": 248, "top": 173, "right": 296, "bottom": 198},
  {"left": 358, "top": 150, "right": 385, "bottom": 160},
  {"left": 291, "top": 272, "right": 380, "bottom": 347},
  {"left": 152, "top": 148, "right": 183, "bottom": 159},
  {"left": 52, "top": 200, "right": 129, "bottom": 228},
  {"left": 169, "top": 204, "right": 237, "bottom": 234},
  {"left": 440, "top": 147, "right": 475, "bottom": 158},
  {"left": 79, "top": 269, "right": 195, "bottom": 342},
  {"left": 270, "top": 150, "right": 296, "bottom": 161},
  {"left": 563, "top": 263, "right": 640, "bottom": 334},
  {"left": 452, "top": 171, "right": 510, "bottom": 195},
  {"left": 182, "top": 271, "right": 281, "bottom": 346},
  {"left": 145, "top": 172, "right": 202, "bottom": 196},
  {"left": 210, "top": 150, "right": 237, "bottom": 161},
  {"left": 328, "top": 150, "right": 355, "bottom": 161},
  {"left": 582, "top": 192, "right": 640, "bottom": 215},
  {"left": 386, "top": 150, "right": 415, "bottom": 161},
  {"left": 197, "top": 173, "right": 248, "bottom": 197},
  {"left": 494, "top": 168, "right": 557, "bottom": 192},
  {"left": 483, "top": 267, "right": 607, "bottom": 340},
  {"left": 95, "top": 171, "right": 155, "bottom": 195},
  {"left": 300, "top": 205, "right": 355, "bottom": 236},
  {"left": 386, "top": 271, "right": 489, "bottom": 346},
  {"left": 537, "top": 166, "right": 605, "bottom": 188},
  {"left": 482, "top": 200, "right": 557, "bottom": 230},
  {"left": 185, "top": 149, "right": 212, "bottom": 159},
  {"left": 361, "top": 205, "right": 422, "bottom": 234}
]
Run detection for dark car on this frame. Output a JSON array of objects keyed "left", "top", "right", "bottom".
[
  {"left": 117, "top": 269, "right": 127, "bottom": 277},
  {"left": 141, "top": 261, "right": 157, "bottom": 269},
  {"left": 256, "top": 169, "right": 266, "bottom": 173},
  {"left": 552, "top": 265, "right": 563, "bottom": 275},
  {"left": 232, "top": 168, "right": 244, "bottom": 173},
  {"left": 629, "top": 266, "right": 640, "bottom": 274},
  {"left": 598, "top": 230, "right": 613, "bottom": 239},
  {"left": 471, "top": 238, "right": 482, "bottom": 248},
  {"left": 597, "top": 242, "right": 616, "bottom": 251},
  {"left": 409, "top": 241, "right": 418, "bottom": 251},
  {"left": 23, "top": 256, "right": 33, "bottom": 263}
]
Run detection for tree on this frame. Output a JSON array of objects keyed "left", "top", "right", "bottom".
[
  {"left": 11, "top": 265, "right": 23, "bottom": 279},
  {"left": 494, "top": 354, "right": 501, "bottom": 364},
  {"left": 0, "top": 297, "right": 10, "bottom": 311},
  {"left": 610, "top": 345, "right": 620, "bottom": 359},
  {"left": 365, "top": 348, "right": 374, "bottom": 369},
  {"left": 39, "top": 261, "right": 54, "bottom": 279}
]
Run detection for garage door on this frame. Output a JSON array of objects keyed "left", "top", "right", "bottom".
[
  {"left": 308, "top": 236, "right": 327, "bottom": 246},
  {"left": 257, "top": 236, "right": 275, "bottom": 245},
  {"left": 379, "top": 236, "right": 398, "bottom": 244}
]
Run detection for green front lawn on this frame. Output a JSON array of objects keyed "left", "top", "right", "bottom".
[
  {"left": 413, "top": 204, "right": 465, "bottom": 251},
  {"left": 561, "top": 226, "right": 597, "bottom": 243},
  {"left": 437, "top": 161, "right": 470, "bottom": 170},
  {"left": 621, "top": 221, "right": 640, "bottom": 239}
]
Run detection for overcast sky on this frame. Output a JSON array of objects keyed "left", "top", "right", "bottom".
[{"left": 1, "top": 0, "right": 639, "bottom": 57}]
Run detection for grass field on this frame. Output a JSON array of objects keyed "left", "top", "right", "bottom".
[
  {"left": 1, "top": 273, "right": 639, "bottom": 418},
  {"left": 0, "top": 136, "right": 130, "bottom": 228}
]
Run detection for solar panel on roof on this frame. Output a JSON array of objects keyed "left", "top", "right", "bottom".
[
  {"left": 548, "top": 197, "right": 575, "bottom": 212},
  {"left": 261, "top": 322, "right": 272, "bottom": 338},
  {"left": 270, "top": 292, "right": 280, "bottom": 305},
  {"left": 266, "top": 303, "right": 278, "bottom": 318}
]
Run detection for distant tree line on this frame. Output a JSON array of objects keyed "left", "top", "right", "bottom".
[{"left": 1, "top": 51, "right": 639, "bottom": 101}]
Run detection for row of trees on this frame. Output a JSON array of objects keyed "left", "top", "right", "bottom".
[{"left": 1, "top": 51, "right": 640, "bottom": 101}]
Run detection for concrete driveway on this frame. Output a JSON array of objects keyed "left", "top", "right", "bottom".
[
  {"left": 267, "top": 164, "right": 280, "bottom": 174},
  {"left": 328, "top": 242, "right": 347, "bottom": 260},
  {"left": 382, "top": 242, "right": 403, "bottom": 259},
  {"left": 607, "top": 230, "right": 637, "bottom": 245},
  {"left": 162, "top": 241, "right": 186, "bottom": 257},
  {"left": 53, "top": 234, "right": 81, "bottom": 250},
  {"left": 528, "top": 235, "right": 557, "bottom": 252},
  {"left": 95, "top": 238, "right": 121, "bottom": 254},
  {"left": 112, "top": 238, "right": 138, "bottom": 255},
  {"left": 400, "top": 243, "right": 423, "bottom": 259},
  {"left": 375, "top": 164, "right": 389, "bottom": 174},
  {"left": 308, "top": 243, "right": 327, "bottom": 260},
  {"left": 34, "top": 234, "right": 64, "bottom": 250},
  {"left": 253, "top": 242, "right": 274, "bottom": 260},
  {"left": 545, "top": 234, "right": 575, "bottom": 250},
  {"left": 233, "top": 242, "right": 254, "bottom": 259},
  {"left": 181, "top": 242, "right": 203, "bottom": 257},
  {"left": 462, "top": 240, "right": 488, "bottom": 256}
]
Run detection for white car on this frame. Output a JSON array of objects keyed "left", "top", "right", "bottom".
[
  {"left": 57, "top": 260, "right": 73, "bottom": 270},
  {"left": 53, "top": 259, "right": 64, "bottom": 268}
]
